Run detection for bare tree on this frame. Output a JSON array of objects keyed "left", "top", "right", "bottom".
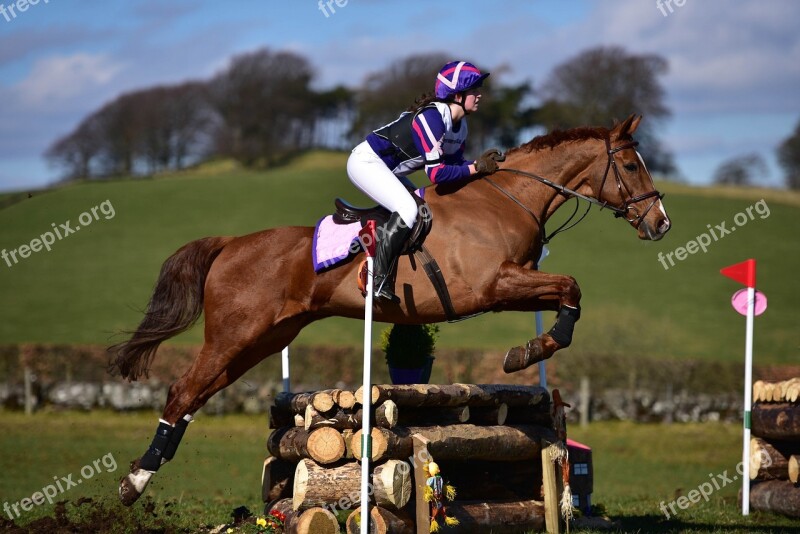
[
  {"left": 712, "top": 153, "right": 768, "bottom": 186},
  {"left": 778, "top": 118, "right": 800, "bottom": 190},
  {"left": 538, "top": 45, "right": 675, "bottom": 174},
  {"left": 209, "top": 48, "right": 316, "bottom": 166},
  {"left": 45, "top": 83, "right": 217, "bottom": 180},
  {"left": 135, "top": 83, "right": 215, "bottom": 173},
  {"left": 44, "top": 114, "right": 103, "bottom": 181}
]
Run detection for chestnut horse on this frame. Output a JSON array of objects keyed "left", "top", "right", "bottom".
[{"left": 114, "top": 114, "right": 670, "bottom": 504}]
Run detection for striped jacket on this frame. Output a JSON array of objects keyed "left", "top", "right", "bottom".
[{"left": 366, "top": 102, "right": 471, "bottom": 184}]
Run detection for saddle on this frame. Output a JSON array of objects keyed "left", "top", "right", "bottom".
[
  {"left": 332, "top": 194, "right": 432, "bottom": 255},
  {"left": 331, "top": 194, "right": 459, "bottom": 321}
]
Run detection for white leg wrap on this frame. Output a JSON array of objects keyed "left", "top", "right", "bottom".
[{"left": 127, "top": 468, "right": 154, "bottom": 494}]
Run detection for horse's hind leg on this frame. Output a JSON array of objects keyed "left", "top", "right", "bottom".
[
  {"left": 119, "top": 315, "right": 309, "bottom": 506},
  {"left": 486, "top": 262, "right": 582, "bottom": 373}
]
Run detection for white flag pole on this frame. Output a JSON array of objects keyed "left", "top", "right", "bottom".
[
  {"left": 741, "top": 285, "right": 755, "bottom": 515},
  {"left": 281, "top": 347, "right": 290, "bottom": 393},
  {"left": 359, "top": 223, "right": 377, "bottom": 534},
  {"left": 535, "top": 245, "right": 550, "bottom": 389}
]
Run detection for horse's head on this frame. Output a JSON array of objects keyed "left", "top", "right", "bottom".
[{"left": 590, "top": 115, "right": 671, "bottom": 241}]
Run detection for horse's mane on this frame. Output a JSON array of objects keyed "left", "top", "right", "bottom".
[{"left": 507, "top": 126, "right": 610, "bottom": 155}]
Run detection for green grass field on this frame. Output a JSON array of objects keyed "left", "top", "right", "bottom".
[
  {"left": 1, "top": 151, "right": 797, "bottom": 363},
  {"left": 0, "top": 411, "right": 797, "bottom": 533}
]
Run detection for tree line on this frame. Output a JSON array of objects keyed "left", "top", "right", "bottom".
[{"left": 43, "top": 45, "right": 800, "bottom": 189}]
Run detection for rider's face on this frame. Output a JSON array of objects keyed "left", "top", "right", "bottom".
[{"left": 462, "top": 88, "right": 481, "bottom": 112}]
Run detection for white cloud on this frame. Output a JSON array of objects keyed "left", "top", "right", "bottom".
[
  {"left": 585, "top": 0, "right": 800, "bottom": 114},
  {"left": 13, "top": 53, "right": 124, "bottom": 110}
]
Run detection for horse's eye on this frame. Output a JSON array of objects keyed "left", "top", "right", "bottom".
[{"left": 624, "top": 163, "right": 638, "bottom": 172}]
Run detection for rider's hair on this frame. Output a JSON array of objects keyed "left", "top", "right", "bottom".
[{"left": 406, "top": 91, "right": 452, "bottom": 112}]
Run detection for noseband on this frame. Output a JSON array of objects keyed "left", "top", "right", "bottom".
[{"left": 487, "top": 136, "right": 664, "bottom": 242}]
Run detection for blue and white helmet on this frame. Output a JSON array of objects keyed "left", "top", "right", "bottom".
[{"left": 434, "top": 61, "right": 490, "bottom": 100}]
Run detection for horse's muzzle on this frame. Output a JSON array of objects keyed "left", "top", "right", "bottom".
[{"left": 639, "top": 216, "right": 671, "bottom": 241}]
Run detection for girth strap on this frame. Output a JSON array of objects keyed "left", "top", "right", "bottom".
[
  {"left": 411, "top": 245, "right": 485, "bottom": 323},
  {"left": 413, "top": 245, "right": 458, "bottom": 322}
]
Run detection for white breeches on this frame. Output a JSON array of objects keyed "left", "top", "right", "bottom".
[{"left": 347, "top": 141, "right": 418, "bottom": 228}]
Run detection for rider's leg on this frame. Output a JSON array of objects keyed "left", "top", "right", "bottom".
[
  {"left": 347, "top": 142, "right": 417, "bottom": 302},
  {"left": 372, "top": 212, "right": 412, "bottom": 301}
]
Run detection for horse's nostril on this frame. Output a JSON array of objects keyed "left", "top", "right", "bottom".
[{"left": 658, "top": 219, "right": 671, "bottom": 233}]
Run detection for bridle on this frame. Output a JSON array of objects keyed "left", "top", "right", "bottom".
[
  {"left": 600, "top": 138, "right": 664, "bottom": 225},
  {"left": 485, "top": 137, "right": 664, "bottom": 243}
]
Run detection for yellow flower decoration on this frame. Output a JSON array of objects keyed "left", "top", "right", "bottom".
[{"left": 256, "top": 517, "right": 267, "bottom": 527}]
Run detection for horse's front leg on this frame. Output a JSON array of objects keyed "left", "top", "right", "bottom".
[{"left": 486, "top": 261, "right": 581, "bottom": 373}]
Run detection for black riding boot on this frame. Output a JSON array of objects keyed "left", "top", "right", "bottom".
[{"left": 373, "top": 212, "right": 412, "bottom": 303}]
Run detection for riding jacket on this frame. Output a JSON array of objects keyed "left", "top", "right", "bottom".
[{"left": 366, "top": 102, "right": 471, "bottom": 184}]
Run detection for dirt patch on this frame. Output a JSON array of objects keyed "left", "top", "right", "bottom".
[{"left": 0, "top": 498, "right": 171, "bottom": 534}]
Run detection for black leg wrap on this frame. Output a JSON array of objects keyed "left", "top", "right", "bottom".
[
  {"left": 162, "top": 416, "right": 191, "bottom": 462},
  {"left": 548, "top": 305, "right": 581, "bottom": 347},
  {"left": 139, "top": 421, "right": 174, "bottom": 472}
]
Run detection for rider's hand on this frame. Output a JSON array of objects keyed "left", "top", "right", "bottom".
[{"left": 474, "top": 148, "right": 506, "bottom": 175}]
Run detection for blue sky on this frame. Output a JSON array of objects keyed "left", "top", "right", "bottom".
[{"left": 0, "top": 0, "right": 798, "bottom": 191}]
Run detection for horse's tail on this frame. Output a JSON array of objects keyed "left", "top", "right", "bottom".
[{"left": 109, "top": 236, "right": 234, "bottom": 381}]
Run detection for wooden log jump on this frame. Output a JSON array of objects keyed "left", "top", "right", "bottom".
[
  {"left": 747, "top": 378, "right": 800, "bottom": 518},
  {"left": 265, "top": 384, "right": 568, "bottom": 533}
]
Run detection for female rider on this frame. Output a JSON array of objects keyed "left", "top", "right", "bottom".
[{"left": 347, "top": 60, "right": 504, "bottom": 302}]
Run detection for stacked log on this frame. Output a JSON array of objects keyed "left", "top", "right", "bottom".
[
  {"left": 263, "top": 384, "right": 557, "bottom": 533},
  {"left": 746, "top": 378, "right": 800, "bottom": 518}
]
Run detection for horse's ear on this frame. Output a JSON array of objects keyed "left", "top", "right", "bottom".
[
  {"left": 628, "top": 114, "right": 642, "bottom": 135},
  {"left": 611, "top": 114, "right": 640, "bottom": 138}
]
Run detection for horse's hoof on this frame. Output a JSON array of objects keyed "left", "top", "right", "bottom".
[
  {"left": 119, "top": 459, "right": 154, "bottom": 507},
  {"left": 503, "top": 339, "right": 545, "bottom": 373},
  {"left": 503, "top": 346, "right": 528, "bottom": 373}
]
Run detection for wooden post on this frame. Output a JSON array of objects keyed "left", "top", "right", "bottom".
[
  {"left": 579, "top": 376, "right": 589, "bottom": 427},
  {"left": 664, "top": 382, "right": 674, "bottom": 425},
  {"left": 412, "top": 434, "right": 431, "bottom": 534},
  {"left": 541, "top": 440, "right": 562, "bottom": 534},
  {"left": 23, "top": 365, "right": 33, "bottom": 416}
]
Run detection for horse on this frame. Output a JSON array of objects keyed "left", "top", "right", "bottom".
[{"left": 113, "top": 114, "right": 670, "bottom": 505}]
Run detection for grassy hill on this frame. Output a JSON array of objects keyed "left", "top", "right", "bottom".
[{"left": 0, "top": 151, "right": 797, "bottom": 364}]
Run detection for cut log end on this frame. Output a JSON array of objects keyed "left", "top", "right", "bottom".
[
  {"left": 373, "top": 460, "right": 412, "bottom": 509},
  {"left": 296, "top": 507, "right": 340, "bottom": 534},
  {"left": 306, "top": 427, "right": 346, "bottom": 465},
  {"left": 338, "top": 390, "right": 356, "bottom": 409},
  {"left": 312, "top": 391, "right": 336, "bottom": 413},
  {"left": 790, "top": 455, "right": 799, "bottom": 484},
  {"left": 345, "top": 506, "right": 413, "bottom": 534}
]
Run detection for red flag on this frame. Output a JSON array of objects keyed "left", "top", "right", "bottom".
[
  {"left": 358, "top": 220, "right": 377, "bottom": 258},
  {"left": 720, "top": 259, "right": 756, "bottom": 288}
]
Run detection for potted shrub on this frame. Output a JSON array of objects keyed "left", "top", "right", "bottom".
[{"left": 381, "top": 323, "right": 439, "bottom": 385}]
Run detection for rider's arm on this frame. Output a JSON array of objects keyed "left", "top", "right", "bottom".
[{"left": 411, "top": 109, "right": 475, "bottom": 184}]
